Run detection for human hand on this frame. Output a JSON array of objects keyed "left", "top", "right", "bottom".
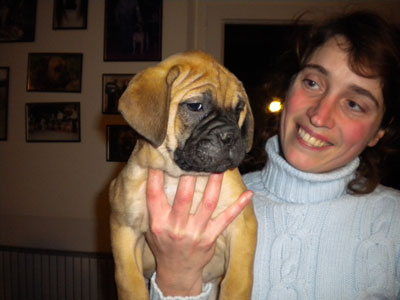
[{"left": 145, "top": 168, "right": 253, "bottom": 297}]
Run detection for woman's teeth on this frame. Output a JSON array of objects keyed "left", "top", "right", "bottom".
[{"left": 298, "top": 127, "right": 329, "bottom": 147}]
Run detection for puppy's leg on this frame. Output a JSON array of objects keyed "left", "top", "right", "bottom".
[
  {"left": 111, "top": 216, "right": 149, "bottom": 300},
  {"left": 219, "top": 203, "right": 257, "bottom": 300}
]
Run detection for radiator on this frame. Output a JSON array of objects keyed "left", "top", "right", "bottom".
[{"left": 0, "top": 246, "right": 118, "bottom": 300}]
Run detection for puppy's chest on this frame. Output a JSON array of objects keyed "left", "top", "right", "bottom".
[
  {"left": 119, "top": 171, "right": 230, "bottom": 232},
  {"left": 163, "top": 176, "right": 228, "bottom": 216},
  {"left": 120, "top": 174, "right": 210, "bottom": 230},
  {"left": 164, "top": 177, "right": 206, "bottom": 213}
]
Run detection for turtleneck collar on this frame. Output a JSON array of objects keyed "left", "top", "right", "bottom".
[{"left": 261, "top": 135, "right": 360, "bottom": 204}]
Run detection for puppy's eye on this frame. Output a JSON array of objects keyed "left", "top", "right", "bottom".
[
  {"left": 186, "top": 103, "right": 204, "bottom": 112},
  {"left": 235, "top": 101, "right": 245, "bottom": 114}
]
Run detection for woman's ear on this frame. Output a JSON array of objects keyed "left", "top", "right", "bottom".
[{"left": 367, "top": 128, "right": 385, "bottom": 147}]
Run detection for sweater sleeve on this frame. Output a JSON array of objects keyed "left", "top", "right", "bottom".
[{"left": 149, "top": 273, "right": 214, "bottom": 300}]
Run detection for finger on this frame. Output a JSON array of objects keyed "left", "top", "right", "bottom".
[
  {"left": 193, "top": 173, "right": 224, "bottom": 229},
  {"left": 147, "top": 168, "right": 170, "bottom": 216},
  {"left": 209, "top": 190, "right": 253, "bottom": 239},
  {"left": 170, "top": 175, "right": 197, "bottom": 225}
]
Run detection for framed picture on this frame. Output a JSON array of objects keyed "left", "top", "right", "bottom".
[
  {"left": 0, "top": 0, "right": 37, "bottom": 42},
  {"left": 104, "top": 0, "right": 162, "bottom": 61},
  {"left": 0, "top": 67, "right": 9, "bottom": 140},
  {"left": 53, "top": 0, "right": 88, "bottom": 30},
  {"left": 26, "top": 102, "right": 80, "bottom": 142},
  {"left": 106, "top": 125, "right": 137, "bottom": 162},
  {"left": 102, "top": 73, "right": 134, "bottom": 114},
  {"left": 27, "top": 53, "right": 83, "bottom": 92}
]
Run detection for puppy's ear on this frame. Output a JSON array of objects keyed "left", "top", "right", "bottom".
[
  {"left": 243, "top": 95, "right": 254, "bottom": 153},
  {"left": 118, "top": 65, "right": 180, "bottom": 147}
]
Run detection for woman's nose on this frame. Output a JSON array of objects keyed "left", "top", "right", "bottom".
[{"left": 307, "top": 98, "right": 335, "bottom": 128}]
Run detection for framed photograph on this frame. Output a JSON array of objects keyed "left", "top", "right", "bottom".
[
  {"left": 27, "top": 53, "right": 83, "bottom": 92},
  {"left": 104, "top": 0, "right": 162, "bottom": 61},
  {"left": 26, "top": 102, "right": 80, "bottom": 142},
  {"left": 106, "top": 125, "right": 137, "bottom": 162},
  {"left": 53, "top": 0, "right": 88, "bottom": 30},
  {"left": 0, "top": 67, "right": 9, "bottom": 140},
  {"left": 0, "top": 0, "right": 37, "bottom": 42},
  {"left": 102, "top": 73, "right": 134, "bottom": 114}
]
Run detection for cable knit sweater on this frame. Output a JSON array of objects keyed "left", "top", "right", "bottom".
[{"left": 150, "top": 135, "right": 400, "bottom": 300}]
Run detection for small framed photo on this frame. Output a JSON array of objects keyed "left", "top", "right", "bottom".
[
  {"left": 0, "top": 0, "right": 37, "bottom": 42},
  {"left": 106, "top": 125, "right": 137, "bottom": 162},
  {"left": 53, "top": 0, "right": 89, "bottom": 30},
  {"left": 27, "top": 53, "right": 83, "bottom": 92},
  {"left": 102, "top": 73, "right": 134, "bottom": 114},
  {"left": 0, "top": 67, "right": 9, "bottom": 140},
  {"left": 26, "top": 102, "right": 80, "bottom": 142},
  {"left": 104, "top": 0, "right": 162, "bottom": 61}
]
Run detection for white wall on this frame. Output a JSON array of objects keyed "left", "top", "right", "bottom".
[{"left": 0, "top": 0, "right": 398, "bottom": 253}]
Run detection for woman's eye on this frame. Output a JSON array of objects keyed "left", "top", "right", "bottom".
[
  {"left": 186, "top": 103, "right": 203, "bottom": 112},
  {"left": 303, "top": 79, "right": 320, "bottom": 90},
  {"left": 347, "top": 100, "right": 364, "bottom": 112}
]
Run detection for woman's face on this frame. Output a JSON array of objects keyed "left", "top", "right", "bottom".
[{"left": 280, "top": 36, "right": 385, "bottom": 173}]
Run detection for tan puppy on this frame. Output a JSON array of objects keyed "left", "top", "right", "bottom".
[{"left": 109, "top": 50, "right": 257, "bottom": 300}]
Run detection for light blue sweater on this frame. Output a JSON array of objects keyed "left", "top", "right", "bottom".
[{"left": 151, "top": 135, "right": 400, "bottom": 299}]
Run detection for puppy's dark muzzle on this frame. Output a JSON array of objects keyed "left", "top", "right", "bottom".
[{"left": 174, "top": 112, "right": 247, "bottom": 173}]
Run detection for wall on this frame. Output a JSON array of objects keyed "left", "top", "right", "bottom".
[
  {"left": 1, "top": 0, "right": 399, "bottom": 253},
  {"left": 0, "top": 0, "right": 193, "bottom": 252},
  {"left": 193, "top": 0, "right": 400, "bottom": 61}
]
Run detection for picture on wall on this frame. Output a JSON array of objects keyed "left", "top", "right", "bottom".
[
  {"left": 0, "top": 67, "right": 9, "bottom": 140},
  {"left": 106, "top": 125, "right": 137, "bottom": 162},
  {"left": 102, "top": 73, "right": 134, "bottom": 114},
  {"left": 104, "top": 0, "right": 162, "bottom": 61},
  {"left": 0, "top": 0, "right": 37, "bottom": 42},
  {"left": 53, "top": 0, "right": 89, "bottom": 29},
  {"left": 27, "top": 53, "right": 83, "bottom": 92},
  {"left": 26, "top": 102, "right": 80, "bottom": 142}
]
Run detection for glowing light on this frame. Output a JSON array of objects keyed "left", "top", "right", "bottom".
[{"left": 268, "top": 98, "right": 283, "bottom": 113}]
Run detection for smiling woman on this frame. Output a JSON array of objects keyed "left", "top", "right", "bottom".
[
  {"left": 288, "top": 12, "right": 400, "bottom": 194},
  {"left": 146, "top": 10, "right": 400, "bottom": 300},
  {"left": 280, "top": 36, "right": 386, "bottom": 174}
]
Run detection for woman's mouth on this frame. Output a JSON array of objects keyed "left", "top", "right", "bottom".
[{"left": 298, "top": 126, "right": 330, "bottom": 147}]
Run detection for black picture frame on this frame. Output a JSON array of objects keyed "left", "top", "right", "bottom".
[
  {"left": 0, "top": 67, "right": 9, "bottom": 141},
  {"left": 106, "top": 125, "right": 137, "bottom": 162},
  {"left": 0, "top": 0, "right": 37, "bottom": 42},
  {"left": 52, "top": 0, "right": 89, "bottom": 30},
  {"left": 104, "top": 0, "right": 162, "bottom": 61},
  {"left": 27, "top": 53, "right": 83, "bottom": 93},
  {"left": 102, "top": 73, "right": 134, "bottom": 114},
  {"left": 26, "top": 102, "right": 81, "bottom": 142}
]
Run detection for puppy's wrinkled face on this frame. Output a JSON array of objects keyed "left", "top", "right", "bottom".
[
  {"left": 173, "top": 90, "right": 249, "bottom": 173},
  {"left": 118, "top": 50, "right": 253, "bottom": 174}
]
